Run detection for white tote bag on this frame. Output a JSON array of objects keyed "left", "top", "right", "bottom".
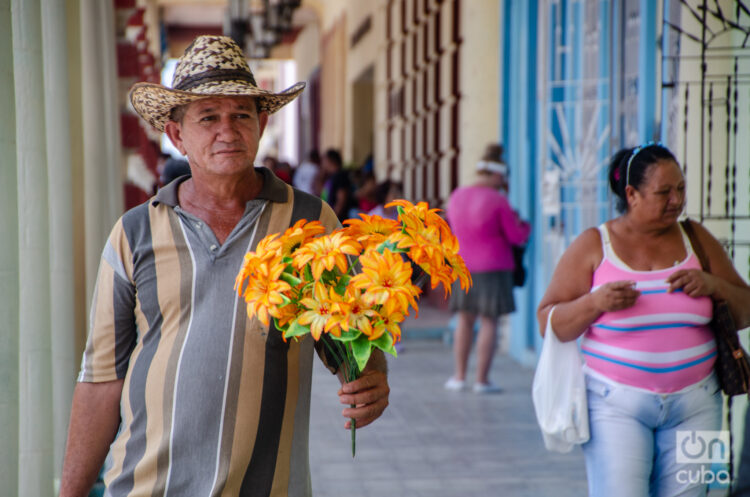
[{"left": 531, "top": 307, "right": 590, "bottom": 453}]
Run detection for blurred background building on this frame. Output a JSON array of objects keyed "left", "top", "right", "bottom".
[{"left": 1, "top": 0, "right": 749, "bottom": 494}]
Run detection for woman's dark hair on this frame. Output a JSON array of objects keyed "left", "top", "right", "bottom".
[{"left": 608, "top": 144, "right": 677, "bottom": 212}]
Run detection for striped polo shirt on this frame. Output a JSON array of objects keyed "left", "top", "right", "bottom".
[
  {"left": 78, "top": 167, "right": 341, "bottom": 497},
  {"left": 581, "top": 223, "right": 716, "bottom": 393}
]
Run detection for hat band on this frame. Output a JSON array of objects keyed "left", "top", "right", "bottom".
[
  {"left": 174, "top": 69, "right": 258, "bottom": 91},
  {"left": 477, "top": 160, "right": 507, "bottom": 175}
]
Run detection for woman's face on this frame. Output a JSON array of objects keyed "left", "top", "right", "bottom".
[{"left": 627, "top": 159, "right": 685, "bottom": 225}]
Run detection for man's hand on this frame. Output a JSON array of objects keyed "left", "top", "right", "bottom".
[{"left": 337, "top": 369, "right": 389, "bottom": 429}]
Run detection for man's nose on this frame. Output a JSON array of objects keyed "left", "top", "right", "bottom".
[{"left": 216, "top": 115, "right": 241, "bottom": 138}]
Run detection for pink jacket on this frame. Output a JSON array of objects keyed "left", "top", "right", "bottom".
[{"left": 446, "top": 185, "right": 531, "bottom": 272}]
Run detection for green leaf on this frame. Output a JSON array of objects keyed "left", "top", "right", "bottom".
[
  {"left": 334, "top": 274, "right": 350, "bottom": 295},
  {"left": 350, "top": 336, "right": 373, "bottom": 372},
  {"left": 332, "top": 328, "right": 362, "bottom": 342},
  {"left": 376, "top": 239, "right": 400, "bottom": 254},
  {"left": 284, "top": 319, "right": 311, "bottom": 340},
  {"left": 280, "top": 271, "right": 302, "bottom": 287},
  {"left": 371, "top": 331, "right": 397, "bottom": 357}
]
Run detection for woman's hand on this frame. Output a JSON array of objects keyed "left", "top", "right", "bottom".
[
  {"left": 591, "top": 280, "right": 641, "bottom": 312},
  {"left": 667, "top": 269, "right": 717, "bottom": 298}
]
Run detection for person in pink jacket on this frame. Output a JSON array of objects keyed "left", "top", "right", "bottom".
[{"left": 445, "top": 144, "right": 531, "bottom": 393}]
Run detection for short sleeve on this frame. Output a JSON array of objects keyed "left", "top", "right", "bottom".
[{"left": 77, "top": 219, "right": 138, "bottom": 382}]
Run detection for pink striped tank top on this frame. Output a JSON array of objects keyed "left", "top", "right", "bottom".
[{"left": 581, "top": 223, "right": 716, "bottom": 393}]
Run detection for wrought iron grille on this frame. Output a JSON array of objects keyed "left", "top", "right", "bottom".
[
  {"left": 661, "top": 0, "right": 750, "bottom": 279},
  {"left": 539, "top": 0, "right": 615, "bottom": 279}
]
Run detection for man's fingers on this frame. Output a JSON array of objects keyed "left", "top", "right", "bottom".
[
  {"left": 339, "top": 370, "right": 384, "bottom": 395},
  {"left": 342, "top": 398, "right": 388, "bottom": 429},
  {"left": 339, "top": 387, "right": 381, "bottom": 406}
]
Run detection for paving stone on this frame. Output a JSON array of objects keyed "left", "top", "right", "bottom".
[{"left": 309, "top": 339, "right": 588, "bottom": 496}]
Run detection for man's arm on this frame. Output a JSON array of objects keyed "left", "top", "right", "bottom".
[
  {"left": 59, "top": 380, "right": 124, "bottom": 497},
  {"left": 337, "top": 349, "right": 389, "bottom": 429}
]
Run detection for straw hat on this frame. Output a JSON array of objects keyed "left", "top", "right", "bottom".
[
  {"left": 130, "top": 35, "right": 305, "bottom": 132},
  {"left": 476, "top": 143, "right": 508, "bottom": 175}
]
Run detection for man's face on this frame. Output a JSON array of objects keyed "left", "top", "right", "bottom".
[{"left": 165, "top": 96, "right": 268, "bottom": 179}]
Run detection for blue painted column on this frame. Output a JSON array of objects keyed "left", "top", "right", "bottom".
[
  {"left": 503, "top": 0, "right": 540, "bottom": 366},
  {"left": 638, "top": 0, "right": 657, "bottom": 141}
]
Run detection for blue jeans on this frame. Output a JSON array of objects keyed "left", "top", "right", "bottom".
[{"left": 582, "top": 373, "right": 722, "bottom": 497}]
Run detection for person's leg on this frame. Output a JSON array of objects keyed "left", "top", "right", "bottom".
[
  {"left": 582, "top": 375, "right": 656, "bottom": 497},
  {"left": 733, "top": 403, "right": 750, "bottom": 496},
  {"left": 651, "top": 375, "right": 723, "bottom": 497},
  {"left": 451, "top": 311, "right": 476, "bottom": 381},
  {"left": 474, "top": 315, "right": 498, "bottom": 385}
]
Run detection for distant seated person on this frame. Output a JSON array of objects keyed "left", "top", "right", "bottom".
[
  {"left": 368, "top": 180, "right": 403, "bottom": 220},
  {"left": 293, "top": 150, "right": 321, "bottom": 195},
  {"left": 354, "top": 173, "right": 379, "bottom": 214},
  {"left": 275, "top": 161, "right": 293, "bottom": 185},
  {"left": 159, "top": 156, "right": 191, "bottom": 187},
  {"left": 321, "top": 148, "right": 353, "bottom": 221}
]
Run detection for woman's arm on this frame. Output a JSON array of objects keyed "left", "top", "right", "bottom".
[
  {"left": 667, "top": 222, "right": 750, "bottom": 329},
  {"left": 537, "top": 227, "right": 641, "bottom": 342},
  {"left": 497, "top": 196, "right": 531, "bottom": 245}
]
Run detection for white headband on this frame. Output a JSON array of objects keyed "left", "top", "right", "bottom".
[{"left": 476, "top": 160, "right": 508, "bottom": 175}]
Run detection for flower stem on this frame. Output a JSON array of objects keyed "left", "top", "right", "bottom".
[{"left": 350, "top": 408, "right": 356, "bottom": 458}]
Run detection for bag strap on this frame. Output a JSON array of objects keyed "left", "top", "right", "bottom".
[
  {"left": 684, "top": 220, "right": 745, "bottom": 486},
  {"left": 681, "top": 219, "right": 712, "bottom": 274}
]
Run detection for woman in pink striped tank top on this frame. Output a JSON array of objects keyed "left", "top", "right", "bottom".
[{"left": 537, "top": 144, "right": 750, "bottom": 497}]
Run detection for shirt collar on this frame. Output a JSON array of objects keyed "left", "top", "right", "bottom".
[{"left": 152, "top": 167, "right": 288, "bottom": 207}]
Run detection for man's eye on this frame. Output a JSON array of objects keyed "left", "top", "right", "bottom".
[
  {"left": 200, "top": 115, "right": 216, "bottom": 122},
  {"left": 234, "top": 113, "right": 251, "bottom": 119}
]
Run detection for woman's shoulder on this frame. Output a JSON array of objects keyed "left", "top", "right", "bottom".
[{"left": 562, "top": 227, "right": 604, "bottom": 267}]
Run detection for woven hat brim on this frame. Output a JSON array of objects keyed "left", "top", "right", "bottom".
[{"left": 130, "top": 80, "right": 306, "bottom": 132}]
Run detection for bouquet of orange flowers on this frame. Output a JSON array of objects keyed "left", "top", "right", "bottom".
[{"left": 234, "top": 200, "right": 471, "bottom": 456}]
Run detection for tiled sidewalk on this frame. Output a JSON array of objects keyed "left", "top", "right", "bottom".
[{"left": 308, "top": 336, "right": 588, "bottom": 497}]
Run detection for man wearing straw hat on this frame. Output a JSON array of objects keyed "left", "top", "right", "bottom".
[{"left": 60, "top": 36, "right": 389, "bottom": 497}]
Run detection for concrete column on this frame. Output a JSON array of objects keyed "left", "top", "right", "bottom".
[
  {"left": 81, "top": 0, "right": 121, "bottom": 301},
  {"left": 41, "top": 0, "right": 76, "bottom": 481},
  {"left": 0, "top": 0, "right": 20, "bottom": 492},
  {"left": 99, "top": 0, "right": 124, "bottom": 223},
  {"left": 11, "top": 0, "right": 55, "bottom": 494}
]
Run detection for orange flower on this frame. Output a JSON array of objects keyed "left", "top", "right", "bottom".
[
  {"left": 446, "top": 250, "right": 472, "bottom": 291},
  {"left": 292, "top": 231, "right": 362, "bottom": 280},
  {"left": 275, "top": 301, "right": 301, "bottom": 330},
  {"left": 371, "top": 309, "right": 406, "bottom": 342},
  {"left": 337, "top": 287, "right": 377, "bottom": 336},
  {"left": 234, "top": 235, "right": 283, "bottom": 293},
  {"left": 298, "top": 284, "right": 347, "bottom": 339},
  {"left": 343, "top": 214, "right": 400, "bottom": 250},
  {"left": 240, "top": 257, "right": 291, "bottom": 326},
  {"left": 350, "top": 249, "right": 420, "bottom": 314},
  {"left": 279, "top": 219, "right": 326, "bottom": 257}
]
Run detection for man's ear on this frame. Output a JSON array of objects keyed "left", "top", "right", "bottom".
[
  {"left": 258, "top": 111, "right": 269, "bottom": 138},
  {"left": 164, "top": 121, "right": 186, "bottom": 155}
]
